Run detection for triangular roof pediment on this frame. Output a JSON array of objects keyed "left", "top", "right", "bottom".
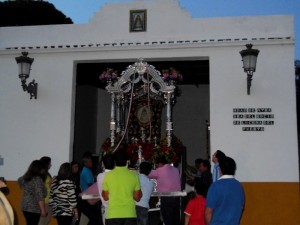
[{"left": 0, "top": 0, "right": 293, "bottom": 50}]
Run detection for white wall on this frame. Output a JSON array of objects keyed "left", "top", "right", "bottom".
[
  {"left": 0, "top": 1, "right": 293, "bottom": 47},
  {"left": 0, "top": 0, "right": 297, "bottom": 182},
  {"left": 209, "top": 44, "right": 298, "bottom": 182},
  {"left": 0, "top": 52, "right": 76, "bottom": 178}
]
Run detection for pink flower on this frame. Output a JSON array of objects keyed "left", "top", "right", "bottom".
[
  {"left": 161, "top": 68, "right": 182, "bottom": 82},
  {"left": 170, "top": 73, "right": 178, "bottom": 79},
  {"left": 111, "top": 72, "right": 118, "bottom": 79},
  {"left": 163, "top": 73, "right": 169, "bottom": 79}
]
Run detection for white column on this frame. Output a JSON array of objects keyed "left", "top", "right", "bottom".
[
  {"left": 165, "top": 92, "right": 173, "bottom": 147},
  {"left": 110, "top": 92, "right": 116, "bottom": 147}
]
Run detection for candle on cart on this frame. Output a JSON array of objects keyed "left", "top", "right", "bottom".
[
  {"left": 138, "top": 145, "right": 142, "bottom": 165},
  {"left": 166, "top": 122, "right": 173, "bottom": 130},
  {"left": 110, "top": 121, "right": 116, "bottom": 130},
  {"left": 154, "top": 136, "right": 157, "bottom": 146}
]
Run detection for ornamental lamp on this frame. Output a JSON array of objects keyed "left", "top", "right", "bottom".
[
  {"left": 15, "top": 52, "right": 38, "bottom": 99},
  {"left": 240, "top": 44, "right": 259, "bottom": 95}
]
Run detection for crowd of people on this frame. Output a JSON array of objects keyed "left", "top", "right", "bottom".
[
  {"left": 11, "top": 149, "right": 245, "bottom": 225},
  {"left": 183, "top": 151, "right": 245, "bottom": 225},
  {"left": 16, "top": 152, "right": 151, "bottom": 225}
]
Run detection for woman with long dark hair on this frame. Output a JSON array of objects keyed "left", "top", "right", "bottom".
[
  {"left": 18, "top": 160, "right": 47, "bottom": 225},
  {"left": 49, "top": 162, "right": 78, "bottom": 225},
  {"left": 70, "top": 160, "right": 81, "bottom": 197}
]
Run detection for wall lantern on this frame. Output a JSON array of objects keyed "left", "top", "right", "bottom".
[
  {"left": 240, "top": 44, "right": 259, "bottom": 95},
  {"left": 15, "top": 52, "right": 38, "bottom": 99}
]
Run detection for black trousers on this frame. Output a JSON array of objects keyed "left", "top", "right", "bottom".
[
  {"left": 106, "top": 218, "right": 137, "bottom": 225},
  {"left": 79, "top": 199, "right": 102, "bottom": 225},
  {"left": 160, "top": 197, "right": 181, "bottom": 225},
  {"left": 23, "top": 211, "right": 40, "bottom": 225},
  {"left": 56, "top": 215, "right": 73, "bottom": 225}
]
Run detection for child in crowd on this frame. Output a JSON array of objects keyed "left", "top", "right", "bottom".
[{"left": 184, "top": 179, "right": 206, "bottom": 225}]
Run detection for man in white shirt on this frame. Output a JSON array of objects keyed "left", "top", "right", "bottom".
[{"left": 97, "top": 153, "right": 115, "bottom": 225}]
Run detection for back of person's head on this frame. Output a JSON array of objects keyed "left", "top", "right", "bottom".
[
  {"left": 194, "top": 178, "right": 206, "bottom": 197},
  {"left": 24, "top": 160, "right": 43, "bottom": 182},
  {"left": 139, "top": 161, "right": 152, "bottom": 176},
  {"left": 219, "top": 156, "right": 236, "bottom": 175},
  {"left": 215, "top": 150, "right": 226, "bottom": 161},
  {"left": 71, "top": 160, "right": 80, "bottom": 168},
  {"left": 82, "top": 151, "right": 92, "bottom": 158},
  {"left": 201, "top": 160, "right": 211, "bottom": 171},
  {"left": 195, "top": 158, "right": 203, "bottom": 167},
  {"left": 155, "top": 155, "right": 169, "bottom": 165},
  {"left": 40, "top": 156, "right": 51, "bottom": 167},
  {"left": 57, "top": 162, "right": 71, "bottom": 181},
  {"left": 114, "top": 150, "right": 128, "bottom": 167},
  {"left": 102, "top": 153, "right": 115, "bottom": 170},
  {"left": 71, "top": 160, "right": 81, "bottom": 174},
  {"left": 82, "top": 155, "right": 93, "bottom": 167},
  {"left": 40, "top": 156, "right": 52, "bottom": 180}
]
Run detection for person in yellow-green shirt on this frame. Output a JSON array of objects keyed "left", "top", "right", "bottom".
[
  {"left": 38, "top": 156, "right": 52, "bottom": 225},
  {"left": 102, "top": 150, "right": 142, "bottom": 225}
]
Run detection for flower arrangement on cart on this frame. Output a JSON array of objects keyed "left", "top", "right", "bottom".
[{"left": 100, "top": 134, "right": 184, "bottom": 166}]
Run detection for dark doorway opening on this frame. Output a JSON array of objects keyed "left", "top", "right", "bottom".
[{"left": 73, "top": 60, "right": 209, "bottom": 163}]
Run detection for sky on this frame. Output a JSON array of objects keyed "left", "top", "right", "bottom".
[{"left": 25, "top": 0, "right": 300, "bottom": 59}]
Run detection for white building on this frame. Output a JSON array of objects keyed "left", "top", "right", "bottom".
[{"left": 0, "top": 0, "right": 299, "bottom": 224}]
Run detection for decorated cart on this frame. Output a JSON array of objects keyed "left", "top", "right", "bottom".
[{"left": 99, "top": 59, "right": 185, "bottom": 168}]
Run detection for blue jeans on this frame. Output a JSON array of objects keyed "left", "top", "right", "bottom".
[{"left": 136, "top": 205, "right": 149, "bottom": 225}]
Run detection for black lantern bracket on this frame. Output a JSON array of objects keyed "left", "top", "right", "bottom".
[
  {"left": 15, "top": 52, "right": 38, "bottom": 99},
  {"left": 240, "top": 44, "right": 259, "bottom": 95}
]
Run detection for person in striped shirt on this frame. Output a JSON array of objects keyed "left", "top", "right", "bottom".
[{"left": 49, "top": 163, "right": 78, "bottom": 225}]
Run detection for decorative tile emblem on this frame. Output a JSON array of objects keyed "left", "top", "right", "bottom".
[{"left": 130, "top": 10, "right": 147, "bottom": 32}]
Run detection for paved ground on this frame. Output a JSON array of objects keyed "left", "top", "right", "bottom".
[
  {"left": 79, "top": 210, "right": 163, "bottom": 225},
  {"left": 79, "top": 195, "right": 191, "bottom": 225}
]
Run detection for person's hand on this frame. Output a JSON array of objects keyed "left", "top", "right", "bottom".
[
  {"left": 74, "top": 213, "right": 79, "bottom": 221},
  {"left": 73, "top": 208, "right": 79, "bottom": 221},
  {"left": 40, "top": 211, "right": 47, "bottom": 217}
]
